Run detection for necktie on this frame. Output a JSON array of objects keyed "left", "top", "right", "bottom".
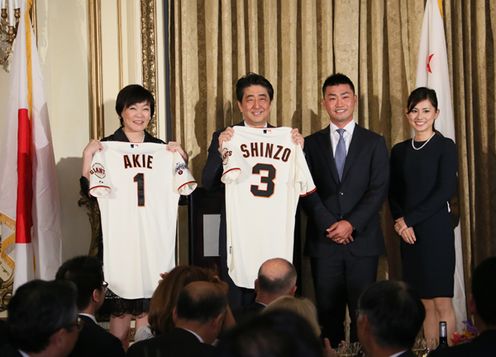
[{"left": 335, "top": 128, "right": 346, "bottom": 180}]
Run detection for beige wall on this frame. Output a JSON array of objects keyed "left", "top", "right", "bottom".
[
  {"left": 0, "top": 1, "right": 167, "bottom": 262},
  {"left": 36, "top": 0, "right": 91, "bottom": 259}
]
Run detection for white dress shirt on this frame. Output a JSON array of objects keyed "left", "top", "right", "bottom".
[{"left": 329, "top": 120, "right": 355, "bottom": 158}]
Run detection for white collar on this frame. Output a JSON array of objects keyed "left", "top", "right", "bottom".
[
  {"left": 79, "top": 312, "right": 97, "bottom": 323},
  {"left": 330, "top": 120, "right": 355, "bottom": 134},
  {"left": 244, "top": 121, "right": 268, "bottom": 128},
  {"left": 181, "top": 327, "right": 205, "bottom": 343}
]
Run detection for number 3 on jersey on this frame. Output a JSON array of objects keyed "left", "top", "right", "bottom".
[
  {"left": 250, "top": 163, "right": 276, "bottom": 197},
  {"left": 133, "top": 173, "right": 145, "bottom": 206}
]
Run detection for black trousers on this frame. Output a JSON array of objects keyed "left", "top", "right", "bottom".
[{"left": 311, "top": 248, "right": 378, "bottom": 346}]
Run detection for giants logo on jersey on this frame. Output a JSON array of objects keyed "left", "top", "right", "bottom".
[
  {"left": 175, "top": 162, "right": 187, "bottom": 175},
  {"left": 90, "top": 163, "right": 106, "bottom": 179},
  {"left": 221, "top": 148, "right": 233, "bottom": 165}
]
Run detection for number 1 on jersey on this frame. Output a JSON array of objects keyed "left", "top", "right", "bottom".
[{"left": 133, "top": 173, "right": 145, "bottom": 206}]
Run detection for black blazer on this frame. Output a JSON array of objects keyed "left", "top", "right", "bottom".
[
  {"left": 0, "top": 344, "right": 22, "bottom": 357},
  {"left": 429, "top": 329, "right": 496, "bottom": 357},
  {"left": 301, "top": 124, "right": 389, "bottom": 257},
  {"left": 234, "top": 301, "right": 266, "bottom": 324},
  {"left": 126, "top": 327, "right": 217, "bottom": 357},
  {"left": 69, "top": 315, "right": 125, "bottom": 357}
]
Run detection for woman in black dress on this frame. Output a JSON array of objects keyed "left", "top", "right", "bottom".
[
  {"left": 81, "top": 84, "right": 188, "bottom": 349},
  {"left": 389, "top": 87, "right": 457, "bottom": 344}
]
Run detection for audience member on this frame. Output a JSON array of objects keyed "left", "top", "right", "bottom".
[
  {"left": 430, "top": 256, "right": 496, "bottom": 356},
  {"left": 265, "top": 295, "right": 321, "bottom": 337},
  {"left": 56, "top": 255, "right": 125, "bottom": 356},
  {"left": 133, "top": 265, "right": 235, "bottom": 342},
  {"left": 235, "top": 257, "right": 297, "bottom": 323},
  {"left": 127, "top": 281, "right": 228, "bottom": 357},
  {"left": 0, "top": 279, "right": 79, "bottom": 357},
  {"left": 217, "top": 309, "right": 323, "bottom": 357},
  {"left": 356, "top": 280, "right": 425, "bottom": 357}
]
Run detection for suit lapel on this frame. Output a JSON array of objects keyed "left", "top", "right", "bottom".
[{"left": 317, "top": 126, "right": 340, "bottom": 184}]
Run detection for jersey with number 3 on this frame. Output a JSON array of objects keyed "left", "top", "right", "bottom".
[
  {"left": 221, "top": 126, "right": 316, "bottom": 288},
  {"left": 89, "top": 142, "right": 196, "bottom": 299}
]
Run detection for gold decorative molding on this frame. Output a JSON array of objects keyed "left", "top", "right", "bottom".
[
  {"left": 0, "top": 213, "right": 15, "bottom": 312},
  {"left": 0, "top": 6, "right": 20, "bottom": 69},
  {"left": 140, "top": 0, "right": 158, "bottom": 137},
  {"left": 88, "top": 0, "right": 104, "bottom": 139}
]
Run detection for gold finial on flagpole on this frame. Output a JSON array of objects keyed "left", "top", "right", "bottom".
[{"left": 437, "top": 0, "right": 444, "bottom": 18}]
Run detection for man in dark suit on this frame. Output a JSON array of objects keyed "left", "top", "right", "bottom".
[
  {"left": 127, "top": 280, "right": 227, "bottom": 357},
  {"left": 56, "top": 256, "right": 125, "bottom": 357},
  {"left": 235, "top": 257, "right": 297, "bottom": 323},
  {"left": 357, "top": 280, "right": 425, "bottom": 357},
  {"left": 202, "top": 72, "right": 303, "bottom": 309},
  {"left": 430, "top": 256, "right": 496, "bottom": 356},
  {"left": 0, "top": 279, "right": 80, "bottom": 357},
  {"left": 301, "top": 73, "right": 389, "bottom": 345},
  {"left": 218, "top": 309, "right": 324, "bottom": 357}
]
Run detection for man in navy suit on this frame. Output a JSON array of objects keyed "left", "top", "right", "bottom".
[
  {"left": 235, "top": 258, "right": 297, "bottom": 324},
  {"left": 56, "top": 256, "right": 125, "bottom": 356},
  {"left": 301, "top": 73, "right": 389, "bottom": 345},
  {"left": 127, "top": 281, "right": 227, "bottom": 357},
  {"left": 202, "top": 73, "right": 303, "bottom": 309},
  {"left": 430, "top": 256, "right": 496, "bottom": 356},
  {"left": 357, "top": 280, "right": 425, "bottom": 357}
]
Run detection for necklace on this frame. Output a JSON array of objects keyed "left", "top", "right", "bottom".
[{"left": 411, "top": 132, "right": 435, "bottom": 151}]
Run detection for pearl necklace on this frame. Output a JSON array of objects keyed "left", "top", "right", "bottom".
[{"left": 411, "top": 132, "right": 436, "bottom": 151}]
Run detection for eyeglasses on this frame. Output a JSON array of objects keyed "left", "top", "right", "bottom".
[{"left": 102, "top": 281, "right": 109, "bottom": 289}]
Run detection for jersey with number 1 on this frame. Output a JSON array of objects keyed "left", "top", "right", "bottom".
[
  {"left": 221, "top": 126, "right": 316, "bottom": 288},
  {"left": 89, "top": 142, "right": 197, "bottom": 299}
]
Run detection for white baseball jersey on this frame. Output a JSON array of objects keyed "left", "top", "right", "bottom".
[
  {"left": 89, "top": 142, "right": 197, "bottom": 299},
  {"left": 221, "top": 126, "right": 316, "bottom": 288}
]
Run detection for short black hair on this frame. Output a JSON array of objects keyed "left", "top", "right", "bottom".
[
  {"left": 56, "top": 255, "right": 105, "bottom": 310},
  {"left": 358, "top": 280, "right": 425, "bottom": 350},
  {"left": 257, "top": 258, "right": 297, "bottom": 294},
  {"left": 322, "top": 73, "right": 355, "bottom": 96},
  {"left": 176, "top": 281, "right": 227, "bottom": 323},
  {"left": 217, "top": 310, "right": 323, "bottom": 357},
  {"left": 8, "top": 280, "right": 78, "bottom": 353},
  {"left": 115, "top": 84, "right": 155, "bottom": 126},
  {"left": 235, "top": 72, "right": 274, "bottom": 102},
  {"left": 406, "top": 87, "right": 438, "bottom": 113},
  {"left": 472, "top": 256, "right": 496, "bottom": 325}
]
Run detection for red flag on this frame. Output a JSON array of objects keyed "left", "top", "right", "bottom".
[{"left": 0, "top": 0, "right": 62, "bottom": 290}]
